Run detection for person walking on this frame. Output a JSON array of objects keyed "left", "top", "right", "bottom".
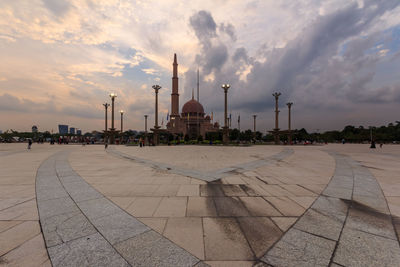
[{"left": 28, "top": 139, "right": 32, "bottom": 149}]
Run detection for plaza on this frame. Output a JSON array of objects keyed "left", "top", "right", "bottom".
[{"left": 0, "top": 143, "right": 399, "bottom": 266}]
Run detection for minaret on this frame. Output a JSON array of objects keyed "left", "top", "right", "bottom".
[{"left": 171, "top": 53, "right": 179, "bottom": 118}]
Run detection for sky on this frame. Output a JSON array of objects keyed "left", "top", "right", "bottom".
[{"left": 0, "top": 0, "right": 400, "bottom": 133}]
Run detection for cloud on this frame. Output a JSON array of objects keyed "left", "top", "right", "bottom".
[{"left": 189, "top": 10, "right": 217, "bottom": 48}]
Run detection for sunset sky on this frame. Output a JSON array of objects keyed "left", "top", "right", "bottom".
[{"left": 0, "top": 0, "right": 399, "bottom": 133}]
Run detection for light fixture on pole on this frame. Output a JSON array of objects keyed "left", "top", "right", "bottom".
[
  {"left": 221, "top": 84, "right": 230, "bottom": 145},
  {"left": 152, "top": 85, "right": 162, "bottom": 145}
]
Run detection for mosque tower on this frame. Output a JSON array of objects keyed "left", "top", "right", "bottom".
[{"left": 170, "top": 53, "right": 180, "bottom": 118}]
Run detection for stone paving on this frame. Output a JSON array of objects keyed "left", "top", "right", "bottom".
[{"left": 0, "top": 143, "right": 399, "bottom": 266}]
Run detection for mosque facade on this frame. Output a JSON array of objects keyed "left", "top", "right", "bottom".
[{"left": 166, "top": 54, "right": 219, "bottom": 138}]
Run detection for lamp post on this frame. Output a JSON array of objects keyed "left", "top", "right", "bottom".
[
  {"left": 221, "top": 84, "right": 230, "bottom": 145},
  {"left": 272, "top": 92, "right": 281, "bottom": 145},
  {"left": 253, "top": 115, "right": 257, "bottom": 141},
  {"left": 109, "top": 93, "right": 117, "bottom": 144},
  {"left": 120, "top": 109, "right": 124, "bottom": 132},
  {"left": 286, "top": 102, "right": 293, "bottom": 145},
  {"left": 102, "top": 103, "right": 110, "bottom": 144},
  {"left": 144, "top": 115, "right": 148, "bottom": 146},
  {"left": 152, "top": 85, "right": 161, "bottom": 145}
]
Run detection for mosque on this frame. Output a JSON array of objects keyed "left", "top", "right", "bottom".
[{"left": 166, "top": 54, "right": 219, "bottom": 138}]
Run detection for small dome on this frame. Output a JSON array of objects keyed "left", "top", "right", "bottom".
[{"left": 182, "top": 99, "right": 204, "bottom": 114}]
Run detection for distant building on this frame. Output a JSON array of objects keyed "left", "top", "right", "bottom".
[
  {"left": 32, "top": 125, "right": 38, "bottom": 133},
  {"left": 0, "top": 130, "right": 2, "bottom": 134},
  {"left": 77, "top": 129, "right": 82, "bottom": 135},
  {"left": 69, "top": 127, "right": 76, "bottom": 135},
  {"left": 58, "top": 125, "right": 68, "bottom": 134}
]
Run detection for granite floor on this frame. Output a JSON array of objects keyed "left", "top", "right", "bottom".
[{"left": 0, "top": 143, "right": 399, "bottom": 267}]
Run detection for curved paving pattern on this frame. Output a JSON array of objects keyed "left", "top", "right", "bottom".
[
  {"left": 36, "top": 151, "right": 205, "bottom": 266},
  {"left": 260, "top": 151, "right": 400, "bottom": 267},
  {"left": 107, "top": 147, "right": 294, "bottom": 182}
]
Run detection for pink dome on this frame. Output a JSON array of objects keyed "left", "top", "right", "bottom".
[{"left": 182, "top": 99, "right": 204, "bottom": 114}]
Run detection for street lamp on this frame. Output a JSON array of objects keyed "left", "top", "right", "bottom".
[
  {"left": 272, "top": 92, "right": 281, "bottom": 144},
  {"left": 108, "top": 93, "right": 117, "bottom": 144},
  {"left": 221, "top": 84, "right": 230, "bottom": 145},
  {"left": 109, "top": 93, "right": 117, "bottom": 130},
  {"left": 120, "top": 110, "right": 124, "bottom": 133},
  {"left": 102, "top": 103, "right": 110, "bottom": 144},
  {"left": 152, "top": 85, "right": 162, "bottom": 145},
  {"left": 286, "top": 102, "right": 293, "bottom": 145}
]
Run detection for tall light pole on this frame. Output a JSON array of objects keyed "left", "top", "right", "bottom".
[
  {"left": 109, "top": 93, "right": 117, "bottom": 144},
  {"left": 144, "top": 115, "right": 148, "bottom": 146},
  {"left": 152, "top": 85, "right": 161, "bottom": 145},
  {"left": 272, "top": 92, "right": 281, "bottom": 145},
  {"left": 120, "top": 110, "right": 124, "bottom": 133},
  {"left": 286, "top": 102, "right": 293, "bottom": 145},
  {"left": 103, "top": 103, "right": 110, "bottom": 144},
  {"left": 221, "top": 84, "right": 230, "bottom": 145}
]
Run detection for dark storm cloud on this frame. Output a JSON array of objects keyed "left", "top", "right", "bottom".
[
  {"left": 189, "top": 10, "right": 217, "bottom": 48},
  {"left": 219, "top": 23, "right": 237, "bottom": 41},
  {"left": 232, "top": 48, "right": 249, "bottom": 63},
  {"left": 185, "top": 1, "right": 400, "bottom": 120},
  {"left": 42, "top": 0, "right": 71, "bottom": 17}
]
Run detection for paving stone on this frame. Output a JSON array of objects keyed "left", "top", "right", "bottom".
[
  {"left": 0, "top": 233, "right": 49, "bottom": 267},
  {"left": 153, "top": 184, "right": 180, "bottom": 196},
  {"left": 238, "top": 217, "right": 282, "bottom": 258},
  {"left": 293, "top": 208, "right": 344, "bottom": 241},
  {"left": 187, "top": 197, "right": 217, "bottom": 217},
  {"left": 259, "top": 185, "right": 295, "bottom": 197},
  {"left": 0, "top": 220, "right": 22, "bottom": 233},
  {"left": 115, "top": 230, "right": 199, "bottom": 266},
  {"left": 77, "top": 197, "right": 121, "bottom": 220},
  {"left": 346, "top": 207, "right": 397, "bottom": 240},
  {"left": 193, "top": 261, "right": 210, "bottom": 267},
  {"left": 263, "top": 197, "right": 305, "bottom": 216},
  {"left": 38, "top": 196, "right": 79, "bottom": 219},
  {"left": 200, "top": 184, "right": 225, "bottom": 196},
  {"left": 108, "top": 197, "right": 136, "bottom": 209},
  {"left": 239, "top": 197, "right": 281, "bottom": 216},
  {"left": 153, "top": 197, "right": 187, "bottom": 217},
  {"left": 48, "top": 232, "right": 129, "bottom": 267},
  {"left": 214, "top": 197, "right": 250, "bottom": 217},
  {"left": 288, "top": 196, "right": 315, "bottom": 209},
  {"left": 220, "top": 185, "right": 248, "bottom": 197},
  {"left": 62, "top": 180, "right": 103, "bottom": 202},
  {"left": 205, "top": 261, "right": 255, "bottom": 267},
  {"left": 270, "top": 217, "right": 297, "bottom": 232},
  {"left": 239, "top": 184, "right": 271, "bottom": 196},
  {"left": 59, "top": 175, "right": 82, "bottom": 184},
  {"left": 0, "top": 198, "right": 39, "bottom": 220},
  {"left": 352, "top": 194, "right": 390, "bottom": 215},
  {"left": 279, "top": 185, "right": 316, "bottom": 197},
  {"left": 311, "top": 196, "right": 348, "bottom": 218},
  {"left": 91, "top": 211, "right": 150, "bottom": 245},
  {"left": 41, "top": 210, "right": 97, "bottom": 247},
  {"left": 262, "top": 228, "right": 336, "bottom": 267},
  {"left": 137, "top": 217, "right": 167, "bottom": 234},
  {"left": 125, "top": 197, "right": 162, "bottom": 217},
  {"left": 333, "top": 227, "right": 400, "bottom": 267},
  {"left": 163, "top": 217, "right": 204, "bottom": 259},
  {"left": 177, "top": 184, "right": 200, "bottom": 196},
  {"left": 36, "top": 185, "right": 69, "bottom": 201},
  {"left": 0, "top": 221, "right": 41, "bottom": 256},
  {"left": 203, "top": 217, "right": 254, "bottom": 261}
]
